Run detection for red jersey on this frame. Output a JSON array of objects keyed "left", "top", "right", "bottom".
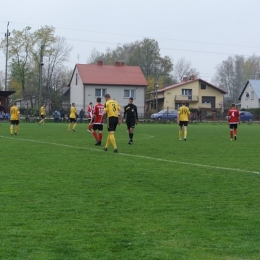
[
  {"left": 228, "top": 108, "right": 240, "bottom": 124},
  {"left": 93, "top": 103, "right": 104, "bottom": 124},
  {"left": 87, "top": 105, "right": 94, "bottom": 119}
]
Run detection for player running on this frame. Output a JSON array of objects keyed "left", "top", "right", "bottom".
[{"left": 90, "top": 97, "right": 104, "bottom": 145}]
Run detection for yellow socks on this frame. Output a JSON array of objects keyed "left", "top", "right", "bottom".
[
  {"left": 109, "top": 133, "right": 117, "bottom": 149},
  {"left": 184, "top": 130, "right": 187, "bottom": 139},
  {"left": 105, "top": 133, "right": 117, "bottom": 149},
  {"left": 105, "top": 135, "right": 110, "bottom": 148},
  {"left": 179, "top": 130, "right": 182, "bottom": 139}
]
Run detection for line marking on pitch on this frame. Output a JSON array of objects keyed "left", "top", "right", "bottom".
[
  {"left": 1, "top": 135, "right": 259, "bottom": 175},
  {"left": 117, "top": 133, "right": 154, "bottom": 141}
]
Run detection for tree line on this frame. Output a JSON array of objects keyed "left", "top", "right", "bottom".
[
  {"left": 0, "top": 26, "right": 72, "bottom": 110},
  {"left": 1, "top": 26, "right": 260, "bottom": 107}
]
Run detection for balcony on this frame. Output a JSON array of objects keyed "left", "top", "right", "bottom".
[{"left": 175, "top": 95, "right": 199, "bottom": 102}]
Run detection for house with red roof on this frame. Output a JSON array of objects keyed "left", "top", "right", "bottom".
[
  {"left": 149, "top": 76, "right": 227, "bottom": 116},
  {"left": 68, "top": 61, "right": 148, "bottom": 115}
]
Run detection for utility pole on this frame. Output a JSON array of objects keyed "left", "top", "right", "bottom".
[
  {"left": 39, "top": 44, "right": 45, "bottom": 114},
  {"left": 5, "top": 22, "right": 10, "bottom": 91},
  {"left": 155, "top": 82, "right": 159, "bottom": 112}
]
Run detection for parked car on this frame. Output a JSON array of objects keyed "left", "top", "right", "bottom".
[
  {"left": 239, "top": 111, "right": 253, "bottom": 122},
  {"left": 151, "top": 109, "right": 178, "bottom": 121}
]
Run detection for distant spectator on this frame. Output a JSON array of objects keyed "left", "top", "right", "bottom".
[
  {"left": 79, "top": 109, "right": 85, "bottom": 123},
  {"left": 197, "top": 108, "right": 201, "bottom": 121},
  {"left": 5, "top": 112, "right": 10, "bottom": 120},
  {"left": 53, "top": 111, "right": 60, "bottom": 122},
  {"left": 60, "top": 108, "right": 65, "bottom": 121}
]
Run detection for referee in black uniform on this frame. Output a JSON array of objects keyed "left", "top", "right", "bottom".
[{"left": 123, "top": 97, "right": 138, "bottom": 145}]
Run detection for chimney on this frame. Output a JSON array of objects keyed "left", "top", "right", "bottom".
[
  {"left": 190, "top": 75, "right": 195, "bottom": 81},
  {"left": 182, "top": 76, "right": 188, "bottom": 82},
  {"left": 97, "top": 60, "right": 103, "bottom": 66},
  {"left": 115, "top": 61, "right": 125, "bottom": 66}
]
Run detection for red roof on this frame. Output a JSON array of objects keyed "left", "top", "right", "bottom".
[
  {"left": 157, "top": 78, "right": 227, "bottom": 94},
  {"left": 75, "top": 64, "right": 148, "bottom": 86}
]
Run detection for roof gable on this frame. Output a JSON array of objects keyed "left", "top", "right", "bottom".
[
  {"left": 73, "top": 64, "right": 148, "bottom": 86},
  {"left": 238, "top": 79, "right": 260, "bottom": 100},
  {"left": 157, "top": 78, "right": 227, "bottom": 94}
]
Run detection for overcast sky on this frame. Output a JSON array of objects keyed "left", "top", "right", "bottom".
[{"left": 1, "top": 0, "right": 260, "bottom": 82}]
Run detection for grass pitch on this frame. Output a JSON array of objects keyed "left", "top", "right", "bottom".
[{"left": 0, "top": 121, "right": 260, "bottom": 260}]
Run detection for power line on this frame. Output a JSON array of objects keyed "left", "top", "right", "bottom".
[{"left": 1, "top": 20, "right": 260, "bottom": 50}]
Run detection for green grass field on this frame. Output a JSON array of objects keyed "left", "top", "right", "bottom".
[{"left": 0, "top": 121, "right": 260, "bottom": 260}]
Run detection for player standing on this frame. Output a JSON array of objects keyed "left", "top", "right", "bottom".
[
  {"left": 90, "top": 97, "right": 104, "bottom": 145},
  {"left": 177, "top": 102, "right": 190, "bottom": 141},
  {"left": 123, "top": 97, "right": 138, "bottom": 144},
  {"left": 39, "top": 103, "right": 46, "bottom": 125},
  {"left": 10, "top": 102, "right": 20, "bottom": 135},
  {"left": 87, "top": 102, "right": 94, "bottom": 133},
  {"left": 68, "top": 103, "right": 77, "bottom": 132},
  {"left": 102, "top": 94, "right": 122, "bottom": 152},
  {"left": 227, "top": 103, "right": 240, "bottom": 140}
]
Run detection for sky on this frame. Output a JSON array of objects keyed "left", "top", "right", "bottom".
[{"left": 1, "top": 0, "right": 260, "bottom": 82}]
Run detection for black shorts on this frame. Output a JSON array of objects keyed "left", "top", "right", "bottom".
[
  {"left": 126, "top": 118, "right": 136, "bottom": 129},
  {"left": 10, "top": 120, "right": 19, "bottom": 125},
  {"left": 41, "top": 115, "right": 45, "bottom": 119},
  {"left": 229, "top": 124, "right": 238, "bottom": 129},
  {"left": 179, "top": 121, "right": 188, "bottom": 127},
  {"left": 69, "top": 118, "right": 76, "bottom": 123},
  {"left": 93, "top": 124, "right": 103, "bottom": 131},
  {"left": 107, "top": 117, "right": 118, "bottom": 132}
]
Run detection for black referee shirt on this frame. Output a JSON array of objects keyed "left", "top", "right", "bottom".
[{"left": 123, "top": 104, "right": 138, "bottom": 121}]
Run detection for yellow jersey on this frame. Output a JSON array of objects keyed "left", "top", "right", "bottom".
[
  {"left": 70, "top": 106, "right": 77, "bottom": 118},
  {"left": 40, "top": 106, "right": 46, "bottom": 115},
  {"left": 10, "top": 105, "right": 20, "bottom": 120},
  {"left": 104, "top": 99, "right": 121, "bottom": 117},
  {"left": 178, "top": 105, "right": 190, "bottom": 121}
]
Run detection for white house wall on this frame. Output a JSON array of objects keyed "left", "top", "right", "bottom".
[
  {"left": 70, "top": 67, "right": 84, "bottom": 112},
  {"left": 241, "top": 83, "right": 259, "bottom": 109},
  {"left": 80, "top": 85, "right": 146, "bottom": 116}
]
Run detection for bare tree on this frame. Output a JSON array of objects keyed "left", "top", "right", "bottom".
[
  {"left": 213, "top": 54, "right": 260, "bottom": 101},
  {"left": 0, "top": 26, "right": 73, "bottom": 107},
  {"left": 87, "top": 48, "right": 103, "bottom": 64},
  {"left": 172, "top": 58, "right": 200, "bottom": 83}
]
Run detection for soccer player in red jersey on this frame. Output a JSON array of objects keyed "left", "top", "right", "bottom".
[
  {"left": 90, "top": 97, "right": 104, "bottom": 145},
  {"left": 87, "top": 102, "right": 94, "bottom": 133},
  {"left": 227, "top": 103, "right": 240, "bottom": 141}
]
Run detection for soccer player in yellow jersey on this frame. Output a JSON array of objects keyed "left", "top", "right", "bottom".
[
  {"left": 39, "top": 103, "right": 46, "bottom": 125},
  {"left": 10, "top": 102, "right": 20, "bottom": 135},
  {"left": 102, "top": 94, "right": 122, "bottom": 152},
  {"left": 68, "top": 103, "right": 77, "bottom": 132},
  {"left": 177, "top": 101, "right": 190, "bottom": 141}
]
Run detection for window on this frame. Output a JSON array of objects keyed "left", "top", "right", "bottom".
[
  {"left": 95, "top": 88, "right": 106, "bottom": 97},
  {"left": 201, "top": 83, "right": 206, "bottom": 89},
  {"left": 124, "top": 89, "right": 135, "bottom": 98},
  {"left": 182, "top": 89, "right": 192, "bottom": 99},
  {"left": 182, "top": 89, "right": 192, "bottom": 96},
  {"left": 245, "top": 92, "right": 249, "bottom": 99},
  {"left": 251, "top": 91, "right": 254, "bottom": 100}
]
